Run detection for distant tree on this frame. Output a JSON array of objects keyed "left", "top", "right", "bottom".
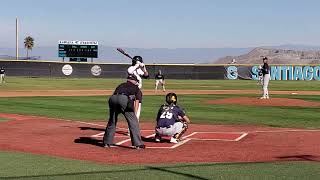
[{"left": 24, "top": 36, "right": 34, "bottom": 59}]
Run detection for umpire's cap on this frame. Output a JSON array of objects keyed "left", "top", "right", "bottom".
[
  {"left": 166, "top": 92, "right": 177, "bottom": 105},
  {"left": 127, "top": 74, "right": 138, "bottom": 82}
]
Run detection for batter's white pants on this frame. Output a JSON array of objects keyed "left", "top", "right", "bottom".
[
  {"left": 136, "top": 103, "right": 141, "bottom": 121},
  {"left": 262, "top": 74, "right": 270, "bottom": 98},
  {"left": 128, "top": 102, "right": 142, "bottom": 134}
]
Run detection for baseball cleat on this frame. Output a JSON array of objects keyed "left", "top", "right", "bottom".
[
  {"left": 170, "top": 137, "right": 179, "bottom": 144},
  {"left": 104, "top": 144, "right": 116, "bottom": 148},
  {"left": 155, "top": 134, "right": 161, "bottom": 142},
  {"left": 134, "top": 145, "right": 146, "bottom": 150},
  {"left": 260, "top": 97, "right": 266, "bottom": 99}
]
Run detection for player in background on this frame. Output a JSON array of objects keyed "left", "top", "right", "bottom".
[
  {"left": 0, "top": 67, "right": 5, "bottom": 84},
  {"left": 155, "top": 70, "right": 166, "bottom": 92},
  {"left": 154, "top": 93, "right": 190, "bottom": 144},
  {"left": 260, "top": 57, "right": 270, "bottom": 99},
  {"left": 127, "top": 56, "right": 149, "bottom": 120}
]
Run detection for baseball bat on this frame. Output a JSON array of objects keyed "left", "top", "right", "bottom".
[{"left": 116, "top": 48, "right": 133, "bottom": 60}]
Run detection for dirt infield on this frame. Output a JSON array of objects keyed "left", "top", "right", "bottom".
[
  {"left": 205, "top": 97, "right": 320, "bottom": 107},
  {"left": 0, "top": 113, "right": 319, "bottom": 164},
  {"left": 0, "top": 89, "right": 320, "bottom": 97}
]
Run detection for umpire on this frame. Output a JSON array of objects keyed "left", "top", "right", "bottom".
[{"left": 103, "top": 75, "right": 145, "bottom": 149}]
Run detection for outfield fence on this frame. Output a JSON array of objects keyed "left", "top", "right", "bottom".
[{"left": 0, "top": 60, "right": 319, "bottom": 80}]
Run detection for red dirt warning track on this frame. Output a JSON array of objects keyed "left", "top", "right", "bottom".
[
  {"left": 0, "top": 89, "right": 320, "bottom": 97},
  {"left": 0, "top": 113, "right": 319, "bottom": 164},
  {"left": 205, "top": 97, "right": 320, "bottom": 107}
]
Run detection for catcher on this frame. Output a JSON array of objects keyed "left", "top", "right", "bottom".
[{"left": 154, "top": 93, "right": 190, "bottom": 144}]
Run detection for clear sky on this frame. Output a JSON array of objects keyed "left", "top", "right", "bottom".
[{"left": 1, "top": 0, "right": 320, "bottom": 48}]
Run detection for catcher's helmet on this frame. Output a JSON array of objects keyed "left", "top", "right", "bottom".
[
  {"left": 166, "top": 92, "right": 177, "bottom": 105},
  {"left": 132, "top": 56, "right": 143, "bottom": 66}
]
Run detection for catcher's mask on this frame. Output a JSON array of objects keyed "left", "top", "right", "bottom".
[
  {"left": 166, "top": 92, "right": 177, "bottom": 105},
  {"left": 132, "top": 56, "right": 143, "bottom": 66}
]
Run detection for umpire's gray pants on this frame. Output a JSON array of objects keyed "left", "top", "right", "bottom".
[{"left": 103, "top": 95, "right": 143, "bottom": 146}]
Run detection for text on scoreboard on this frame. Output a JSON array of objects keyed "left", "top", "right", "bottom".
[{"left": 58, "top": 40, "right": 98, "bottom": 58}]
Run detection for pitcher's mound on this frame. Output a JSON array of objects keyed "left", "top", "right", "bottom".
[{"left": 205, "top": 97, "right": 320, "bottom": 107}]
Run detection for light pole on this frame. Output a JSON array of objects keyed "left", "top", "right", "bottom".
[{"left": 16, "top": 17, "right": 19, "bottom": 60}]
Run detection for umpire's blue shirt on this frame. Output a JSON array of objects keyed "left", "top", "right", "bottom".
[{"left": 113, "top": 81, "right": 142, "bottom": 107}]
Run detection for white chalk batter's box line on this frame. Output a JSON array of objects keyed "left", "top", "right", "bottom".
[
  {"left": 91, "top": 131, "right": 248, "bottom": 149},
  {"left": 71, "top": 120, "right": 320, "bottom": 133}
]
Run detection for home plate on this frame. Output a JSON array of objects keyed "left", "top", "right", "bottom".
[{"left": 188, "top": 132, "right": 247, "bottom": 141}]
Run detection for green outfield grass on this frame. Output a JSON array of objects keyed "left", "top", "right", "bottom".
[
  {"left": 1, "top": 76, "right": 320, "bottom": 91},
  {"left": 0, "top": 94, "right": 319, "bottom": 128},
  {"left": 0, "top": 118, "right": 8, "bottom": 122},
  {"left": 0, "top": 151, "right": 319, "bottom": 180}
]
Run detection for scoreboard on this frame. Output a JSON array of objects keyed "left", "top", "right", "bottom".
[{"left": 58, "top": 40, "right": 98, "bottom": 58}]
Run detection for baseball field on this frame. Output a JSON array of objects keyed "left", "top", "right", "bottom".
[{"left": 0, "top": 77, "right": 320, "bottom": 179}]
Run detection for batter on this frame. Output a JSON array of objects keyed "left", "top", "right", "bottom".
[{"left": 127, "top": 56, "right": 149, "bottom": 120}]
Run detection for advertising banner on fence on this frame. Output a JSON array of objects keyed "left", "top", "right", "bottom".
[{"left": 225, "top": 65, "right": 320, "bottom": 80}]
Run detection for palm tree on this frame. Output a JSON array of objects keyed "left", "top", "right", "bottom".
[{"left": 24, "top": 36, "right": 34, "bottom": 59}]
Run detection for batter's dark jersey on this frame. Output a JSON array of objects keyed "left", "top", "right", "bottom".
[
  {"left": 262, "top": 63, "right": 270, "bottom": 75},
  {"left": 156, "top": 104, "right": 185, "bottom": 128},
  {"left": 113, "top": 81, "right": 143, "bottom": 106},
  {"left": 0, "top": 69, "right": 5, "bottom": 74},
  {"left": 155, "top": 74, "right": 164, "bottom": 80}
]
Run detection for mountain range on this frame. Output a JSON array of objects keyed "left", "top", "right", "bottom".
[{"left": 216, "top": 47, "right": 320, "bottom": 64}]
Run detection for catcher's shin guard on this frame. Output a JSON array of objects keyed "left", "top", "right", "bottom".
[{"left": 173, "top": 123, "right": 188, "bottom": 140}]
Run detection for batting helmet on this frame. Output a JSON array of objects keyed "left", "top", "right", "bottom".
[
  {"left": 132, "top": 56, "right": 143, "bottom": 66},
  {"left": 166, "top": 93, "right": 178, "bottom": 105}
]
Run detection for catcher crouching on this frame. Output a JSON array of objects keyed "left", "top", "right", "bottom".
[{"left": 154, "top": 93, "right": 190, "bottom": 143}]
